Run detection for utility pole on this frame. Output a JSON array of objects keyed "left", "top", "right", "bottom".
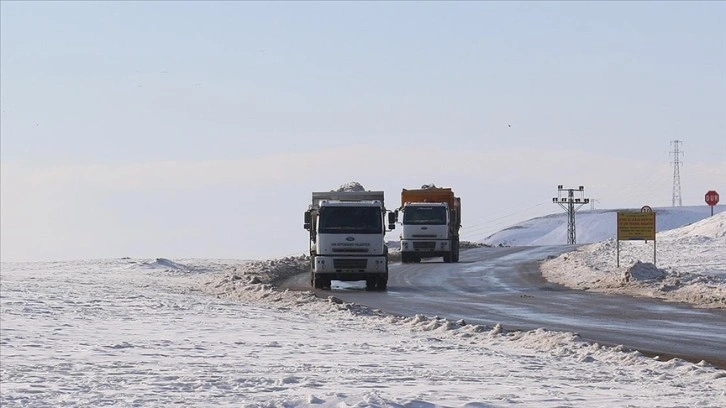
[
  {"left": 553, "top": 185, "right": 590, "bottom": 245},
  {"left": 670, "top": 140, "right": 683, "bottom": 207}
]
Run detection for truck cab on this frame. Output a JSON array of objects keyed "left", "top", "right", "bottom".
[
  {"left": 399, "top": 187, "right": 461, "bottom": 263},
  {"left": 304, "top": 191, "right": 396, "bottom": 290}
]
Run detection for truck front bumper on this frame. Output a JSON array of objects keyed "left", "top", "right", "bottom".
[
  {"left": 313, "top": 255, "right": 387, "bottom": 276},
  {"left": 400, "top": 239, "right": 450, "bottom": 254}
]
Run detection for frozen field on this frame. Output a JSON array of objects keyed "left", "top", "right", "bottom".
[{"left": 2, "top": 254, "right": 725, "bottom": 407}]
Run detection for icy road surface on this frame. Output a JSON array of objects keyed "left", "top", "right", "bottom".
[{"left": 282, "top": 246, "right": 726, "bottom": 368}]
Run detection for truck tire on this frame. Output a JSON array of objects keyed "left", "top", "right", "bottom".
[
  {"left": 443, "top": 253, "right": 452, "bottom": 263},
  {"left": 313, "top": 273, "right": 331, "bottom": 289},
  {"left": 366, "top": 275, "right": 388, "bottom": 291},
  {"left": 379, "top": 266, "right": 389, "bottom": 290},
  {"left": 378, "top": 275, "right": 388, "bottom": 290},
  {"left": 312, "top": 273, "right": 323, "bottom": 289}
]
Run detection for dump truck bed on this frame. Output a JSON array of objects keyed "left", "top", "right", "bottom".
[
  {"left": 401, "top": 188, "right": 456, "bottom": 207},
  {"left": 312, "top": 191, "right": 385, "bottom": 208}
]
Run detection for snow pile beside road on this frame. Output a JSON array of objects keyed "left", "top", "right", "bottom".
[
  {"left": 193, "top": 255, "right": 314, "bottom": 302},
  {"left": 660, "top": 211, "right": 726, "bottom": 240},
  {"left": 541, "top": 212, "right": 726, "bottom": 308},
  {"left": 625, "top": 261, "right": 666, "bottom": 282},
  {"left": 190, "top": 252, "right": 725, "bottom": 382}
]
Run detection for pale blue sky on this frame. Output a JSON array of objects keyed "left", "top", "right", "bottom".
[{"left": 2, "top": 1, "right": 724, "bottom": 261}]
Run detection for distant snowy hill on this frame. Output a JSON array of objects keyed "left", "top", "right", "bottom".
[{"left": 481, "top": 205, "right": 725, "bottom": 247}]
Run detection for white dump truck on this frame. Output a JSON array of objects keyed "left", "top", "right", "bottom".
[
  {"left": 399, "top": 186, "right": 461, "bottom": 263},
  {"left": 304, "top": 189, "right": 397, "bottom": 290}
]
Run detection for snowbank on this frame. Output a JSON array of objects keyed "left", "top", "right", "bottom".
[{"left": 541, "top": 212, "right": 726, "bottom": 308}]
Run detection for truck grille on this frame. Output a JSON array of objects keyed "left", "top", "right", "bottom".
[
  {"left": 333, "top": 259, "right": 367, "bottom": 270},
  {"left": 413, "top": 242, "right": 436, "bottom": 250},
  {"left": 332, "top": 248, "right": 369, "bottom": 253}
]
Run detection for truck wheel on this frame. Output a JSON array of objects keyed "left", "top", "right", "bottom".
[
  {"left": 443, "top": 253, "right": 452, "bottom": 263},
  {"left": 366, "top": 278, "right": 377, "bottom": 291},
  {"left": 378, "top": 276, "right": 388, "bottom": 290},
  {"left": 312, "top": 273, "right": 324, "bottom": 289}
]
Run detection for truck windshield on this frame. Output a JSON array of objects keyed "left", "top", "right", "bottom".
[
  {"left": 318, "top": 207, "right": 382, "bottom": 234},
  {"left": 403, "top": 206, "right": 447, "bottom": 225}
]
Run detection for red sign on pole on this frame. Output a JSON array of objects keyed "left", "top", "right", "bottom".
[
  {"left": 705, "top": 190, "right": 719, "bottom": 216},
  {"left": 705, "top": 190, "right": 719, "bottom": 206}
]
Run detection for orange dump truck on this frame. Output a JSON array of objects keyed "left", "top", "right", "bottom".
[{"left": 399, "top": 186, "right": 461, "bottom": 263}]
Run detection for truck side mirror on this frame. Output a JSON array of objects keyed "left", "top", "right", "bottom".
[
  {"left": 304, "top": 210, "right": 312, "bottom": 230},
  {"left": 387, "top": 210, "right": 398, "bottom": 230}
]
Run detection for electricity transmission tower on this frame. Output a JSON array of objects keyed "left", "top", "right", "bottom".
[
  {"left": 553, "top": 185, "right": 590, "bottom": 245},
  {"left": 670, "top": 140, "right": 683, "bottom": 207}
]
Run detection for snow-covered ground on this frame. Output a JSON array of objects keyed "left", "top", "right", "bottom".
[
  {"left": 485, "top": 206, "right": 726, "bottom": 309},
  {"left": 482, "top": 205, "right": 725, "bottom": 247},
  {"left": 2, "top": 206, "right": 725, "bottom": 407}
]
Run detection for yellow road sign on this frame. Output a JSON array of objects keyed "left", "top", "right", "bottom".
[{"left": 617, "top": 212, "right": 656, "bottom": 241}]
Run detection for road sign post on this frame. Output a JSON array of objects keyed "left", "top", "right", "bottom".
[{"left": 705, "top": 190, "right": 719, "bottom": 216}]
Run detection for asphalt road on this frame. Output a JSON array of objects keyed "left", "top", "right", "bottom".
[{"left": 280, "top": 246, "right": 726, "bottom": 368}]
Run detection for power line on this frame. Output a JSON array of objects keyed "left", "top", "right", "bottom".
[
  {"left": 463, "top": 202, "right": 547, "bottom": 228},
  {"left": 459, "top": 202, "right": 549, "bottom": 241}
]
